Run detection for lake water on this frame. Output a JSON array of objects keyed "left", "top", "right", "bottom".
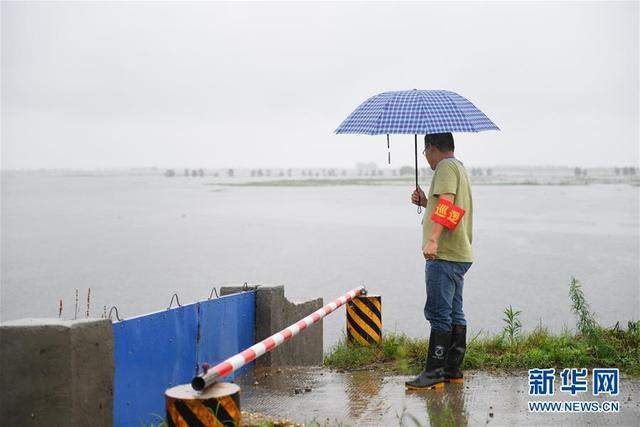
[{"left": 1, "top": 175, "right": 638, "bottom": 348}]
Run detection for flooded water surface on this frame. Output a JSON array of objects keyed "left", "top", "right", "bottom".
[
  {"left": 238, "top": 367, "right": 640, "bottom": 426},
  {"left": 1, "top": 175, "right": 638, "bottom": 347}
]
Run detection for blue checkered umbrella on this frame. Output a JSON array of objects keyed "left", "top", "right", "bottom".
[
  {"left": 335, "top": 89, "right": 499, "bottom": 212},
  {"left": 335, "top": 89, "right": 499, "bottom": 135}
]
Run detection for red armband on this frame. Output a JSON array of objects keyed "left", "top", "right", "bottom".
[{"left": 431, "top": 197, "right": 465, "bottom": 230}]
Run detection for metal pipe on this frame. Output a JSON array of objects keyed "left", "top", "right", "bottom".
[
  {"left": 414, "top": 134, "right": 419, "bottom": 189},
  {"left": 192, "top": 286, "right": 366, "bottom": 391},
  {"left": 414, "top": 134, "right": 422, "bottom": 214}
]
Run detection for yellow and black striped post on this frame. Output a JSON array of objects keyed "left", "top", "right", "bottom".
[
  {"left": 165, "top": 382, "right": 241, "bottom": 426},
  {"left": 346, "top": 294, "right": 382, "bottom": 345}
]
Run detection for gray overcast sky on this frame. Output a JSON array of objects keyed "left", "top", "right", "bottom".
[{"left": 2, "top": 1, "right": 638, "bottom": 169}]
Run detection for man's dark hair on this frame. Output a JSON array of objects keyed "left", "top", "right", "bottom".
[{"left": 424, "top": 133, "right": 455, "bottom": 152}]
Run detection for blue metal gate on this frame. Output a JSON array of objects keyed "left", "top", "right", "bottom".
[{"left": 113, "top": 291, "right": 255, "bottom": 426}]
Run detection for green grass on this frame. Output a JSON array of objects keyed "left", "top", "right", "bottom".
[
  {"left": 325, "top": 278, "right": 640, "bottom": 376},
  {"left": 324, "top": 323, "right": 640, "bottom": 376},
  {"left": 217, "top": 178, "right": 593, "bottom": 188},
  {"left": 215, "top": 177, "right": 630, "bottom": 187},
  {"left": 218, "top": 178, "right": 414, "bottom": 187}
]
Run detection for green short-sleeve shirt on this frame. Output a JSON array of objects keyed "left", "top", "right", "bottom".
[{"left": 422, "top": 158, "right": 474, "bottom": 262}]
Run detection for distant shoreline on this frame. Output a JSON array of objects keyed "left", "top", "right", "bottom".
[
  {"left": 216, "top": 177, "right": 640, "bottom": 187},
  {"left": 3, "top": 168, "right": 638, "bottom": 187}
]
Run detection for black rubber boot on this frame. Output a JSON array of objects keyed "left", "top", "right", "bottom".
[
  {"left": 444, "top": 324, "right": 467, "bottom": 383},
  {"left": 405, "top": 330, "right": 451, "bottom": 390}
]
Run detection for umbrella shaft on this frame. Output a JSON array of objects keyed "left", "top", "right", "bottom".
[
  {"left": 414, "top": 135, "right": 419, "bottom": 188},
  {"left": 414, "top": 135, "right": 422, "bottom": 214}
]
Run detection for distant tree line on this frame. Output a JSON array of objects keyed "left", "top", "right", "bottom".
[
  {"left": 162, "top": 166, "right": 637, "bottom": 180},
  {"left": 614, "top": 167, "right": 637, "bottom": 176},
  {"left": 358, "top": 169, "right": 385, "bottom": 177},
  {"left": 164, "top": 169, "right": 208, "bottom": 177},
  {"left": 470, "top": 168, "right": 492, "bottom": 177},
  {"left": 574, "top": 167, "right": 588, "bottom": 177}
]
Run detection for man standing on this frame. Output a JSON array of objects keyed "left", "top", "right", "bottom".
[{"left": 405, "top": 132, "right": 473, "bottom": 390}]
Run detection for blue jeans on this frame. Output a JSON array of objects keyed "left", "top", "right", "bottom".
[{"left": 424, "top": 259, "right": 472, "bottom": 333}]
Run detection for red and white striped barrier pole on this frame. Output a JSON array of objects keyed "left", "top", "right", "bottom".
[{"left": 191, "top": 286, "right": 366, "bottom": 391}]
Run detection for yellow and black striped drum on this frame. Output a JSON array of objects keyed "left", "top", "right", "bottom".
[
  {"left": 346, "top": 294, "right": 382, "bottom": 345},
  {"left": 165, "top": 382, "right": 241, "bottom": 426}
]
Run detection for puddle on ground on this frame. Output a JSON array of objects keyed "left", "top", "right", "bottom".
[{"left": 236, "top": 367, "right": 639, "bottom": 426}]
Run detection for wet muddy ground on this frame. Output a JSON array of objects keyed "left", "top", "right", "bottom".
[{"left": 237, "top": 367, "right": 639, "bottom": 426}]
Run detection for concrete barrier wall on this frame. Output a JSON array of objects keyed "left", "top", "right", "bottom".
[
  {"left": 113, "top": 291, "right": 255, "bottom": 426},
  {"left": 0, "top": 318, "right": 114, "bottom": 426},
  {"left": 1, "top": 284, "right": 323, "bottom": 426},
  {"left": 220, "top": 284, "right": 324, "bottom": 366}
]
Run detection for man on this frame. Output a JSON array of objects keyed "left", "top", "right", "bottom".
[{"left": 405, "top": 132, "right": 473, "bottom": 390}]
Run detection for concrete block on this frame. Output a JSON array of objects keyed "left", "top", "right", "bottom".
[
  {"left": 220, "top": 284, "right": 323, "bottom": 366},
  {"left": 0, "top": 318, "right": 114, "bottom": 426}
]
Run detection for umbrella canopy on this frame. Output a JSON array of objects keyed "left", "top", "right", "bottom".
[
  {"left": 335, "top": 89, "right": 499, "bottom": 135},
  {"left": 334, "top": 89, "right": 499, "bottom": 213}
]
